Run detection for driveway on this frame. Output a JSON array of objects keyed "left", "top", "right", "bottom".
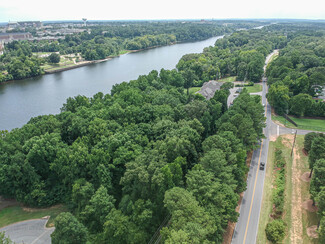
[{"left": 0, "top": 218, "right": 54, "bottom": 244}]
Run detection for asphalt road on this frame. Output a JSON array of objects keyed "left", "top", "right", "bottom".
[
  {"left": 0, "top": 218, "right": 54, "bottom": 244},
  {"left": 231, "top": 80, "right": 270, "bottom": 244},
  {"left": 231, "top": 51, "right": 313, "bottom": 244}
]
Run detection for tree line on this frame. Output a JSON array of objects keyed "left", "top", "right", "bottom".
[
  {"left": 266, "top": 23, "right": 325, "bottom": 117},
  {"left": 176, "top": 28, "right": 288, "bottom": 89},
  {"left": 0, "top": 21, "right": 270, "bottom": 83},
  {"left": 304, "top": 132, "right": 325, "bottom": 242}
]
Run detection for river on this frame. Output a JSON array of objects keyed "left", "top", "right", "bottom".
[{"left": 0, "top": 36, "right": 223, "bottom": 131}]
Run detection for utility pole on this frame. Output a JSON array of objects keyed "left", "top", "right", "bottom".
[{"left": 291, "top": 130, "right": 297, "bottom": 157}]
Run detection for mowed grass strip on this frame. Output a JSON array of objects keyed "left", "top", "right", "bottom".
[
  {"left": 272, "top": 114, "right": 325, "bottom": 133},
  {"left": 184, "top": 87, "right": 201, "bottom": 95},
  {"left": 245, "top": 84, "right": 262, "bottom": 93},
  {"left": 218, "top": 76, "right": 236, "bottom": 82},
  {"left": 0, "top": 205, "right": 67, "bottom": 228}
]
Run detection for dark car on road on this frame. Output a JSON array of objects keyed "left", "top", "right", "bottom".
[{"left": 260, "top": 162, "right": 265, "bottom": 170}]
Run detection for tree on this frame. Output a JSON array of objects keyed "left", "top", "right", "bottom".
[
  {"left": 310, "top": 159, "right": 325, "bottom": 201},
  {"left": 71, "top": 179, "right": 94, "bottom": 214},
  {"left": 103, "top": 208, "right": 146, "bottom": 243},
  {"left": 265, "top": 219, "right": 286, "bottom": 243},
  {"left": 48, "top": 53, "right": 60, "bottom": 64},
  {"left": 186, "top": 166, "right": 239, "bottom": 236},
  {"left": 0, "top": 232, "right": 13, "bottom": 244},
  {"left": 221, "top": 81, "right": 234, "bottom": 90},
  {"left": 316, "top": 187, "right": 325, "bottom": 216},
  {"left": 267, "top": 83, "right": 290, "bottom": 115},
  {"left": 51, "top": 212, "right": 88, "bottom": 244},
  {"left": 289, "top": 94, "right": 313, "bottom": 117},
  {"left": 304, "top": 132, "right": 319, "bottom": 152},
  {"left": 162, "top": 187, "right": 217, "bottom": 243},
  {"left": 80, "top": 185, "right": 115, "bottom": 232},
  {"left": 319, "top": 217, "right": 325, "bottom": 243},
  {"left": 308, "top": 138, "right": 325, "bottom": 177}
]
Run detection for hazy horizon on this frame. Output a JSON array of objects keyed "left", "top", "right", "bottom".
[{"left": 1, "top": 0, "right": 325, "bottom": 23}]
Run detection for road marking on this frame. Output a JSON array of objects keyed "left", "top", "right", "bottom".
[
  {"left": 277, "top": 125, "right": 279, "bottom": 136},
  {"left": 242, "top": 100, "right": 268, "bottom": 244},
  {"left": 31, "top": 229, "right": 51, "bottom": 244}
]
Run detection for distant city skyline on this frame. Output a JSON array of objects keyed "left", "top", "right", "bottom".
[{"left": 0, "top": 0, "right": 324, "bottom": 22}]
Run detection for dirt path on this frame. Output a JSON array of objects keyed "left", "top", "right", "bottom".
[{"left": 283, "top": 135, "right": 303, "bottom": 244}]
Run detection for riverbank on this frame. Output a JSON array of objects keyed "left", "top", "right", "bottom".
[
  {"left": 42, "top": 43, "right": 180, "bottom": 74},
  {"left": 0, "top": 35, "right": 223, "bottom": 131},
  {"left": 0, "top": 36, "right": 223, "bottom": 84}
]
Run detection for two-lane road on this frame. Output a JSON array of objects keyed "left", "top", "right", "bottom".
[
  {"left": 231, "top": 50, "right": 314, "bottom": 244},
  {"left": 232, "top": 80, "right": 270, "bottom": 244}
]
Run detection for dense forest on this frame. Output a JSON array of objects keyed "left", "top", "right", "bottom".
[
  {"left": 304, "top": 132, "right": 325, "bottom": 242},
  {"left": 1, "top": 21, "right": 325, "bottom": 243},
  {"left": 0, "top": 68, "right": 265, "bottom": 243},
  {"left": 266, "top": 23, "right": 325, "bottom": 117}
]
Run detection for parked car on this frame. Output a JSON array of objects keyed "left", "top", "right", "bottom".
[
  {"left": 235, "top": 88, "right": 242, "bottom": 93},
  {"left": 260, "top": 162, "right": 265, "bottom": 170}
]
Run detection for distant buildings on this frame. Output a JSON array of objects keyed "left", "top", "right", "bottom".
[
  {"left": 6, "top": 21, "right": 43, "bottom": 30},
  {"left": 197, "top": 80, "right": 223, "bottom": 100},
  {"left": 18, "top": 21, "right": 42, "bottom": 28},
  {"left": 0, "top": 32, "right": 33, "bottom": 43},
  {"left": 0, "top": 42, "right": 3, "bottom": 55}
]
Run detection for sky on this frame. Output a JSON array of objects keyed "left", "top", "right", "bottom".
[{"left": 0, "top": 0, "right": 325, "bottom": 22}]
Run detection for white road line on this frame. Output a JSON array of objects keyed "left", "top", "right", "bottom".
[
  {"left": 277, "top": 125, "right": 279, "bottom": 136},
  {"left": 30, "top": 229, "right": 52, "bottom": 244}
]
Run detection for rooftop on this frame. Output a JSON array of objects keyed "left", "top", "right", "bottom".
[{"left": 197, "top": 80, "right": 223, "bottom": 100}]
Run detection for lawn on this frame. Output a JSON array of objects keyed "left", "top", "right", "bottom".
[
  {"left": 184, "top": 87, "right": 201, "bottom": 95},
  {"left": 0, "top": 205, "right": 67, "bottom": 228},
  {"left": 244, "top": 84, "right": 262, "bottom": 93},
  {"left": 272, "top": 114, "right": 325, "bottom": 132},
  {"left": 218, "top": 76, "right": 236, "bottom": 82}
]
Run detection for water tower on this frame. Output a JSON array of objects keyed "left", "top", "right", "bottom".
[{"left": 82, "top": 18, "right": 87, "bottom": 27}]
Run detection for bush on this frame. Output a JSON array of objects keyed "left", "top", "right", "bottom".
[
  {"left": 51, "top": 212, "right": 88, "bottom": 244},
  {"left": 304, "top": 132, "right": 319, "bottom": 152},
  {"left": 48, "top": 53, "right": 61, "bottom": 64},
  {"left": 265, "top": 219, "right": 286, "bottom": 243}
]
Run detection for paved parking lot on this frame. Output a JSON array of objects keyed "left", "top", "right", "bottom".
[{"left": 0, "top": 218, "right": 54, "bottom": 244}]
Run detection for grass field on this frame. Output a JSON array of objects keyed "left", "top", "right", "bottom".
[
  {"left": 0, "top": 205, "right": 67, "bottom": 228},
  {"left": 272, "top": 114, "right": 325, "bottom": 132},
  {"left": 184, "top": 87, "right": 201, "bottom": 95},
  {"left": 218, "top": 76, "right": 236, "bottom": 82},
  {"left": 245, "top": 84, "right": 262, "bottom": 93}
]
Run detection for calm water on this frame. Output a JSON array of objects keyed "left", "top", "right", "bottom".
[{"left": 0, "top": 36, "right": 223, "bottom": 131}]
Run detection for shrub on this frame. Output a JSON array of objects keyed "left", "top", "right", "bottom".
[
  {"left": 51, "top": 212, "right": 88, "bottom": 244},
  {"left": 48, "top": 53, "right": 61, "bottom": 64},
  {"left": 265, "top": 219, "right": 286, "bottom": 243}
]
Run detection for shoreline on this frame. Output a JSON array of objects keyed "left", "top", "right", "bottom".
[{"left": 0, "top": 36, "right": 221, "bottom": 84}]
